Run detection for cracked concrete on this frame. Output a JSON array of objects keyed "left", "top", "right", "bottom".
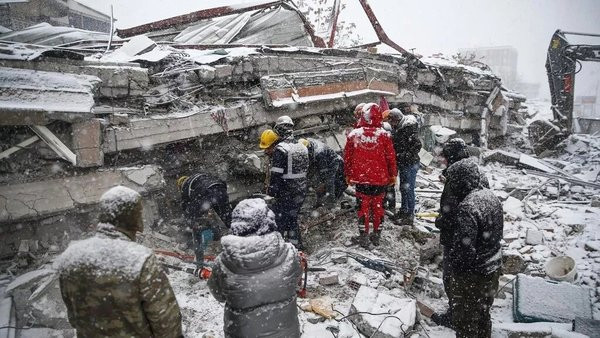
[{"left": 0, "top": 165, "right": 164, "bottom": 224}]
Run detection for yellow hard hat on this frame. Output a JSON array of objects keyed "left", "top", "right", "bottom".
[
  {"left": 259, "top": 129, "right": 279, "bottom": 149},
  {"left": 298, "top": 138, "right": 309, "bottom": 147},
  {"left": 176, "top": 176, "right": 189, "bottom": 191}
]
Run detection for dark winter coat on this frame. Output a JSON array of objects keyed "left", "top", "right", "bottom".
[
  {"left": 392, "top": 120, "right": 422, "bottom": 167},
  {"left": 436, "top": 158, "right": 490, "bottom": 247},
  {"left": 305, "top": 138, "right": 339, "bottom": 176},
  {"left": 344, "top": 107, "right": 397, "bottom": 186},
  {"left": 269, "top": 139, "right": 309, "bottom": 200},
  {"left": 55, "top": 223, "right": 182, "bottom": 338},
  {"left": 208, "top": 232, "right": 301, "bottom": 338},
  {"left": 181, "top": 173, "right": 231, "bottom": 227},
  {"left": 438, "top": 159, "right": 503, "bottom": 274}
]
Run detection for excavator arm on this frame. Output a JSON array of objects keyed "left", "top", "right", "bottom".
[{"left": 529, "top": 30, "right": 600, "bottom": 154}]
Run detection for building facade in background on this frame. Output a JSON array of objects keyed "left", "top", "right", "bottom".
[
  {"left": 0, "top": 0, "right": 111, "bottom": 33},
  {"left": 459, "top": 46, "right": 519, "bottom": 89}
]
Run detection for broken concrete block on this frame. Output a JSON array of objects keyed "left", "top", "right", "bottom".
[
  {"left": 584, "top": 241, "right": 600, "bottom": 252},
  {"left": 347, "top": 273, "right": 367, "bottom": 291},
  {"left": 525, "top": 229, "right": 544, "bottom": 245},
  {"left": 514, "top": 274, "right": 593, "bottom": 323},
  {"left": 198, "top": 65, "right": 216, "bottom": 82},
  {"left": 483, "top": 150, "right": 520, "bottom": 165},
  {"left": 502, "top": 251, "right": 527, "bottom": 275},
  {"left": 492, "top": 322, "right": 571, "bottom": 338},
  {"left": 319, "top": 274, "right": 339, "bottom": 286},
  {"left": 17, "top": 328, "right": 76, "bottom": 338},
  {"left": 519, "top": 154, "right": 557, "bottom": 174},
  {"left": 573, "top": 317, "right": 600, "bottom": 337},
  {"left": 591, "top": 196, "right": 600, "bottom": 208},
  {"left": 349, "top": 286, "right": 416, "bottom": 338},
  {"left": 419, "top": 235, "right": 441, "bottom": 264},
  {"left": 504, "top": 196, "right": 525, "bottom": 220},
  {"left": 214, "top": 64, "right": 233, "bottom": 79},
  {"left": 109, "top": 113, "right": 130, "bottom": 125}
]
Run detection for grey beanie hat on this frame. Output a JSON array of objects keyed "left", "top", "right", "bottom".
[{"left": 230, "top": 198, "right": 277, "bottom": 236}]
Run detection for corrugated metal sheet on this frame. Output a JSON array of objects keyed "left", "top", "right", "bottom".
[
  {"left": 0, "top": 22, "right": 112, "bottom": 46},
  {"left": 171, "top": 6, "right": 312, "bottom": 46}
]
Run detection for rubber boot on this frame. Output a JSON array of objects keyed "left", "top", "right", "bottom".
[
  {"left": 404, "top": 214, "right": 415, "bottom": 226},
  {"left": 369, "top": 230, "right": 381, "bottom": 246},
  {"left": 359, "top": 230, "right": 370, "bottom": 249}
]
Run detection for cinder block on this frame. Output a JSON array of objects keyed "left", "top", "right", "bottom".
[{"left": 319, "top": 273, "right": 339, "bottom": 286}]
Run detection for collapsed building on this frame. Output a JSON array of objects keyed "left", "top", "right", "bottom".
[{"left": 0, "top": 0, "right": 527, "bottom": 259}]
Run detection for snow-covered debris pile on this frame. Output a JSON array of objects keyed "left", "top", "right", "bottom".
[{"left": 348, "top": 286, "right": 416, "bottom": 337}]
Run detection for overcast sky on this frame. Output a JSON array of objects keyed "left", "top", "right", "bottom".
[{"left": 80, "top": 0, "right": 600, "bottom": 98}]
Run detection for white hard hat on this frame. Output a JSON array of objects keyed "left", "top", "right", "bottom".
[{"left": 275, "top": 115, "right": 294, "bottom": 126}]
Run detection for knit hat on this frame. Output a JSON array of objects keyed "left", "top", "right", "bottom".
[
  {"left": 230, "top": 198, "right": 277, "bottom": 236},
  {"left": 442, "top": 138, "right": 470, "bottom": 165},
  {"left": 389, "top": 108, "right": 404, "bottom": 121},
  {"left": 98, "top": 186, "right": 143, "bottom": 232}
]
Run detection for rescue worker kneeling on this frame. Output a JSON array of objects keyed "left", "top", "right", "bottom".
[
  {"left": 208, "top": 198, "right": 302, "bottom": 338},
  {"left": 177, "top": 173, "right": 231, "bottom": 265},
  {"left": 299, "top": 137, "right": 347, "bottom": 208},
  {"left": 260, "top": 129, "right": 309, "bottom": 249}
]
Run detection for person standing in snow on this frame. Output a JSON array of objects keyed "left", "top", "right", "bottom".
[
  {"left": 55, "top": 186, "right": 182, "bottom": 338},
  {"left": 208, "top": 198, "right": 302, "bottom": 338},
  {"left": 177, "top": 173, "right": 231, "bottom": 265},
  {"left": 344, "top": 103, "right": 397, "bottom": 248},
  {"left": 260, "top": 128, "right": 309, "bottom": 249},
  {"left": 389, "top": 109, "right": 422, "bottom": 225},
  {"left": 435, "top": 159, "right": 502, "bottom": 337},
  {"left": 433, "top": 140, "right": 490, "bottom": 328},
  {"left": 299, "top": 137, "right": 347, "bottom": 208}
]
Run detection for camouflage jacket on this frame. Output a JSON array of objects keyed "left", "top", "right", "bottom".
[{"left": 54, "top": 223, "right": 182, "bottom": 338}]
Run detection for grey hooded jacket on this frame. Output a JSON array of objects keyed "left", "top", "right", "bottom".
[{"left": 208, "top": 232, "right": 301, "bottom": 338}]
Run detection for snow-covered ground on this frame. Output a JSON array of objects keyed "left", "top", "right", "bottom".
[{"left": 164, "top": 133, "right": 600, "bottom": 337}]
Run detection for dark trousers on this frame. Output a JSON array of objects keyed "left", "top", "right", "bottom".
[
  {"left": 398, "top": 163, "right": 419, "bottom": 215},
  {"left": 272, "top": 195, "right": 305, "bottom": 250},
  {"left": 450, "top": 269, "right": 500, "bottom": 338}
]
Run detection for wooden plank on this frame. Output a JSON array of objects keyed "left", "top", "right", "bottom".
[
  {"left": 30, "top": 126, "right": 76, "bottom": 165},
  {"left": 0, "top": 136, "right": 39, "bottom": 160}
]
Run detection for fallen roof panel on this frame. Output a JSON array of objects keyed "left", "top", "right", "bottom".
[
  {"left": 0, "top": 23, "right": 115, "bottom": 47},
  {"left": 0, "top": 66, "right": 100, "bottom": 125}
]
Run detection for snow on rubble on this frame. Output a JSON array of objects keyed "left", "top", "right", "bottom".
[{"left": 2, "top": 132, "right": 600, "bottom": 337}]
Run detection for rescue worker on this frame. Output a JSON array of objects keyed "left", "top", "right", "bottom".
[
  {"left": 389, "top": 109, "right": 422, "bottom": 225},
  {"left": 433, "top": 141, "right": 490, "bottom": 329},
  {"left": 260, "top": 129, "right": 309, "bottom": 249},
  {"left": 55, "top": 186, "right": 182, "bottom": 337},
  {"left": 208, "top": 198, "right": 302, "bottom": 338},
  {"left": 442, "top": 159, "right": 503, "bottom": 337},
  {"left": 177, "top": 173, "right": 231, "bottom": 265},
  {"left": 274, "top": 115, "right": 295, "bottom": 139},
  {"left": 299, "top": 137, "right": 347, "bottom": 207},
  {"left": 344, "top": 103, "right": 397, "bottom": 248},
  {"left": 439, "top": 137, "right": 470, "bottom": 182}
]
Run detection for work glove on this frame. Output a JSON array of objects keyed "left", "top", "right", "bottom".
[
  {"left": 388, "top": 176, "right": 397, "bottom": 186},
  {"left": 345, "top": 177, "right": 354, "bottom": 186}
]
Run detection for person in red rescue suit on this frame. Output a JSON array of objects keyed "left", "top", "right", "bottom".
[{"left": 344, "top": 102, "right": 397, "bottom": 248}]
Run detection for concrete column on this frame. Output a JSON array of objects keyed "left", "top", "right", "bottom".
[{"left": 72, "top": 119, "right": 103, "bottom": 167}]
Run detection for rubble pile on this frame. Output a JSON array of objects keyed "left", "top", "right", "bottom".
[{"left": 0, "top": 3, "right": 526, "bottom": 259}]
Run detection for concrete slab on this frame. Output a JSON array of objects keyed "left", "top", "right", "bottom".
[{"left": 0, "top": 165, "right": 164, "bottom": 223}]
